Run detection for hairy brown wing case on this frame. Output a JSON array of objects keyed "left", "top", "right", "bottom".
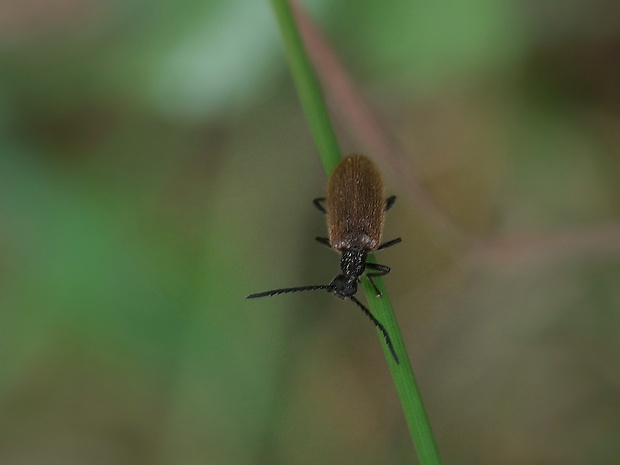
[{"left": 326, "top": 155, "right": 386, "bottom": 251}]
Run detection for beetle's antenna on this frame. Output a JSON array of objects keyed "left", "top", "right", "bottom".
[
  {"left": 247, "top": 285, "right": 330, "bottom": 299},
  {"left": 349, "top": 296, "right": 400, "bottom": 364}
]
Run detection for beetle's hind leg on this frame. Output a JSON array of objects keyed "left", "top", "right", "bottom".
[
  {"left": 377, "top": 237, "right": 401, "bottom": 250},
  {"left": 313, "top": 197, "right": 326, "bottom": 214},
  {"left": 385, "top": 196, "right": 396, "bottom": 211}
]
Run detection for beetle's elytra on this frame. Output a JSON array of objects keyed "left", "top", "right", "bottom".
[{"left": 326, "top": 155, "right": 385, "bottom": 251}]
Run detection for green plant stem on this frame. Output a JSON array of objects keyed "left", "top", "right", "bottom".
[
  {"left": 270, "top": 1, "right": 442, "bottom": 464},
  {"left": 362, "top": 255, "right": 442, "bottom": 464},
  {"left": 270, "top": 0, "right": 340, "bottom": 174}
]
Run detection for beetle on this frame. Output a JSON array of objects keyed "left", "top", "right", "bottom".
[{"left": 247, "top": 155, "right": 402, "bottom": 363}]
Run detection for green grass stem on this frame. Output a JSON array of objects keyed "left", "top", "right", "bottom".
[
  {"left": 362, "top": 256, "right": 442, "bottom": 465},
  {"left": 269, "top": 1, "right": 442, "bottom": 463},
  {"left": 270, "top": 0, "right": 341, "bottom": 174}
]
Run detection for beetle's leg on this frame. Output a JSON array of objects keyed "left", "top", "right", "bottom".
[
  {"left": 385, "top": 196, "right": 396, "bottom": 212},
  {"left": 315, "top": 237, "right": 331, "bottom": 249},
  {"left": 366, "top": 263, "right": 391, "bottom": 297},
  {"left": 377, "top": 237, "right": 401, "bottom": 250},
  {"left": 313, "top": 197, "right": 326, "bottom": 214}
]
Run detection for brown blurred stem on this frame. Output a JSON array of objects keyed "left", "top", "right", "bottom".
[
  {"left": 463, "top": 223, "right": 620, "bottom": 268},
  {"left": 292, "top": 1, "right": 471, "bottom": 250}
]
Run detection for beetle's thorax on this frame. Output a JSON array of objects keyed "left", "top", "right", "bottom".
[
  {"left": 326, "top": 248, "right": 367, "bottom": 299},
  {"left": 340, "top": 247, "right": 367, "bottom": 279}
]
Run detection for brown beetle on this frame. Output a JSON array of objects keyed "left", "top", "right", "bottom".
[{"left": 247, "top": 155, "right": 401, "bottom": 363}]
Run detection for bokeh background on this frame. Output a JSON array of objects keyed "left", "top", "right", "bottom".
[{"left": 1, "top": 0, "right": 619, "bottom": 464}]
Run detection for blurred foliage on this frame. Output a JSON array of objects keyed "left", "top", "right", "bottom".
[{"left": 1, "top": 0, "right": 619, "bottom": 464}]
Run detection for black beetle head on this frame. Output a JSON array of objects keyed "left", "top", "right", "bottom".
[{"left": 328, "top": 274, "right": 358, "bottom": 298}]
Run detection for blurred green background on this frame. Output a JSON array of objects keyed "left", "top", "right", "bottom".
[{"left": 1, "top": 0, "right": 619, "bottom": 464}]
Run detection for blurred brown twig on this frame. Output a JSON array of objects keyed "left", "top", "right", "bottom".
[
  {"left": 291, "top": 1, "right": 472, "bottom": 250},
  {"left": 291, "top": 2, "right": 620, "bottom": 269}
]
